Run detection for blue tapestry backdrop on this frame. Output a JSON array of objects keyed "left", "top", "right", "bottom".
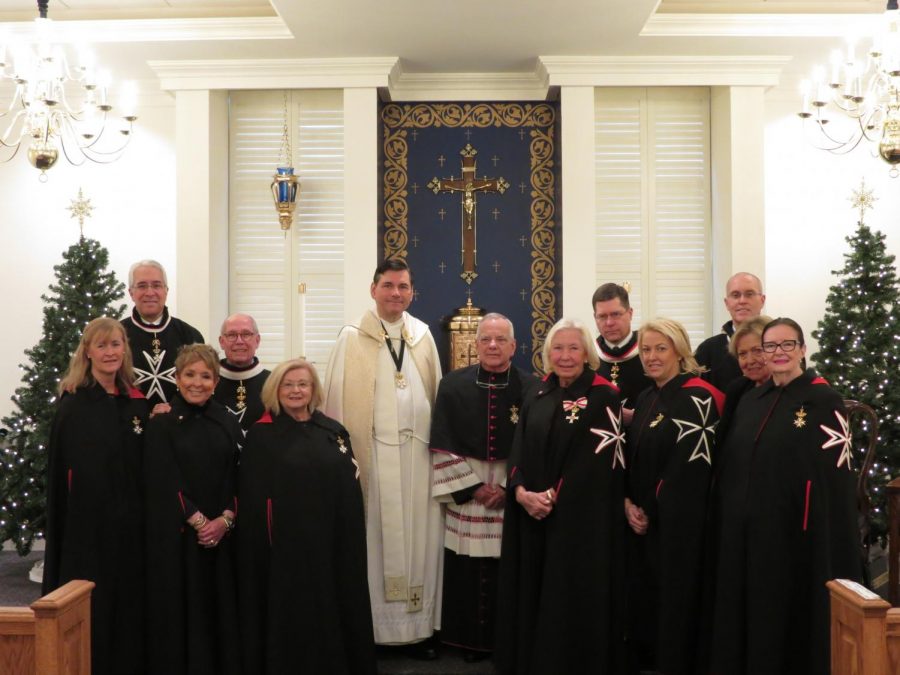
[{"left": 380, "top": 102, "right": 561, "bottom": 374}]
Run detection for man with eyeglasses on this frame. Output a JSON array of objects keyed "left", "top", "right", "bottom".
[
  {"left": 429, "top": 313, "right": 538, "bottom": 662},
  {"left": 695, "top": 272, "right": 767, "bottom": 391},
  {"left": 121, "top": 260, "right": 203, "bottom": 409},
  {"left": 213, "top": 313, "right": 269, "bottom": 434},
  {"left": 592, "top": 283, "right": 652, "bottom": 421}
]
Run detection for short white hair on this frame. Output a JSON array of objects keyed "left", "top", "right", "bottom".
[
  {"left": 220, "top": 313, "right": 260, "bottom": 335},
  {"left": 476, "top": 312, "right": 514, "bottom": 340},
  {"left": 542, "top": 317, "right": 600, "bottom": 372},
  {"left": 128, "top": 260, "right": 168, "bottom": 288}
]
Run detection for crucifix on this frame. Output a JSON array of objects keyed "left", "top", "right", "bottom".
[{"left": 427, "top": 143, "right": 509, "bottom": 284}]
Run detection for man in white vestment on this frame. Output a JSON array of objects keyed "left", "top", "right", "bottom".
[{"left": 323, "top": 259, "right": 444, "bottom": 658}]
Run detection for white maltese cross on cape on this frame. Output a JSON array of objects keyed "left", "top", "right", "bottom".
[
  {"left": 671, "top": 395, "right": 717, "bottom": 466},
  {"left": 133, "top": 349, "right": 176, "bottom": 402},
  {"left": 591, "top": 406, "right": 626, "bottom": 469},
  {"left": 820, "top": 410, "right": 853, "bottom": 470}
]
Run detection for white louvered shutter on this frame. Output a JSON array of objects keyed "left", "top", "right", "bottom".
[
  {"left": 229, "top": 90, "right": 344, "bottom": 369},
  {"left": 595, "top": 87, "right": 711, "bottom": 347}
]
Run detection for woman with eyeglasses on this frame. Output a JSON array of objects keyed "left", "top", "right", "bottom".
[
  {"left": 708, "top": 318, "right": 861, "bottom": 675},
  {"left": 236, "top": 358, "right": 375, "bottom": 674},
  {"left": 144, "top": 344, "right": 242, "bottom": 675},
  {"left": 43, "top": 317, "right": 149, "bottom": 675}
]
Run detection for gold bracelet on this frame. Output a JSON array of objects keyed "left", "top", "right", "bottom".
[
  {"left": 191, "top": 514, "right": 207, "bottom": 530},
  {"left": 221, "top": 514, "right": 234, "bottom": 532}
]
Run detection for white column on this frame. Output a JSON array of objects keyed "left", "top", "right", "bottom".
[
  {"left": 710, "top": 86, "right": 767, "bottom": 324},
  {"left": 343, "top": 87, "right": 380, "bottom": 322},
  {"left": 174, "top": 89, "right": 229, "bottom": 342},
  {"left": 559, "top": 86, "right": 596, "bottom": 324}
]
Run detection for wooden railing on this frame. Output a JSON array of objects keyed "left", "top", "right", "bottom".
[
  {"left": 0, "top": 580, "right": 93, "bottom": 675},
  {"left": 829, "top": 579, "right": 900, "bottom": 675}
]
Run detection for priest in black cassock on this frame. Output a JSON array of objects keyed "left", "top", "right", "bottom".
[
  {"left": 121, "top": 260, "right": 203, "bottom": 410},
  {"left": 43, "top": 317, "right": 149, "bottom": 675},
  {"left": 430, "top": 313, "right": 538, "bottom": 662},
  {"left": 214, "top": 313, "right": 269, "bottom": 434},
  {"left": 592, "top": 283, "right": 652, "bottom": 416},
  {"left": 708, "top": 318, "right": 861, "bottom": 675},
  {"left": 496, "top": 318, "right": 626, "bottom": 675},
  {"left": 236, "top": 358, "right": 375, "bottom": 674}
]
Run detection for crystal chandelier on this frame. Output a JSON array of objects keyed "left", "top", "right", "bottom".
[
  {"left": 0, "top": 0, "right": 137, "bottom": 179},
  {"left": 798, "top": 1, "right": 900, "bottom": 175}
]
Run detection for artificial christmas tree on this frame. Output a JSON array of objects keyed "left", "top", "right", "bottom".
[
  {"left": 812, "top": 183, "right": 900, "bottom": 542},
  {"left": 0, "top": 234, "right": 126, "bottom": 555}
]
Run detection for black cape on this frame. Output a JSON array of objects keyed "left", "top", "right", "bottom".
[
  {"left": 122, "top": 307, "right": 204, "bottom": 405},
  {"left": 214, "top": 358, "right": 270, "bottom": 435},
  {"left": 596, "top": 332, "right": 653, "bottom": 407},
  {"left": 236, "top": 410, "right": 375, "bottom": 674},
  {"left": 708, "top": 371, "right": 861, "bottom": 675},
  {"left": 495, "top": 369, "right": 626, "bottom": 674},
  {"left": 695, "top": 321, "right": 742, "bottom": 392},
  {"left": 43, "top": 383, "right": 149, "bottom": 675},
  {"left": 143, "top": 394, "right": 241, "bottom": 675},
  {"left": 625, "top": 373, "right": 724, "bottom": 675},
  {"left": 429, "top": 364, "right": 538, "bottom": 652}
]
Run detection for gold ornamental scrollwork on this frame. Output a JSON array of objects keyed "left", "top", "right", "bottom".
[{"left": 381, "top": 103, "right": 557, "bottom": 372}]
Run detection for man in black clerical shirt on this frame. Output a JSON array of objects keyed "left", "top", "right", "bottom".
[
  {"left": 592, "top": 283, "right": 652, "bottom": 422},
  {"left": 430, "top": 313, "right": 538, "bottom": 662},
  {"left": 213, "top": 313, "right": 269, "bottom": 435},
  {"left": 121, "top": 260, "right": 203, "bottom": 412},
  {"left": 694, "top": 272, "right": 767, "bottom": 391}
]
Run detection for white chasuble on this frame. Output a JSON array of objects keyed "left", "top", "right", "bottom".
[{"left": 323, "top": 310, "right": 444, "bottom": 644}]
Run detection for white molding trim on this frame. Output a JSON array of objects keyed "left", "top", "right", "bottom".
[
  {"left": 1, "top": 17, "right": 290, "bottom": 44},
  {"left": 148, "top": 57, "right": 400, "bottom": 91},
  {"left": 539, "top": 55, "right": 792, "bottom": 87},
  {"left": 386, "top": 63, "right": 550, "bottom": 101},
  {"left": 642, "top": 13, "right": 884, "bottom": 38}
]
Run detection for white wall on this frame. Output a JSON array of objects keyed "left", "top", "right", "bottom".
[
  {"left": 764, "top": 89, "right": 900, "bottom": 359},
  {"left": 0, "top": 85, "right": 176, "bottom": 422}
]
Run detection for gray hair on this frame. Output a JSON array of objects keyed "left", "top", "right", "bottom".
[
  {"left": 476, "top": 312, "right": 515, "bottom": 340},
  {"left": 725, "top": 272, "right": 764, "bottom": 295},
  {"left": 220, "top": 313, "right": 260, "bottom": 335},
  {"left": 128, "top": 259, "right": 168, "bottom": 288},
  {"left": 542, "top": 317, "right": 600, "bottom": 372}
]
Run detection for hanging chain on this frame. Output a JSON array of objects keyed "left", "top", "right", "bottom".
[{"left": 278, "top": 90, "right": 291, "bottom": 167}]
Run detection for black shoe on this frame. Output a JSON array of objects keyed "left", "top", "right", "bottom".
[
  {"left": 463, "top": 649, "right": 491, "bottom": 663},
  {"left": 405, "top": 641, "right": 438, "bottom": 661}
]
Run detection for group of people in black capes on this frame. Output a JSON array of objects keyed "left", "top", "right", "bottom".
[{"left": 41, "top": 265, "right": 861, "bottom": 675}]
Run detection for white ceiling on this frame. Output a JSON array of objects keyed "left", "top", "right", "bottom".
[{"left": 0, "top": 0, "right": 892, "bottom": 87}]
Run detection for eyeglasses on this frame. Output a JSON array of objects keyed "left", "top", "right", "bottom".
[
  {"left": 280, "top": 380, "right": 311, "bottom": 390},
  {"left": 737, "top": 346, "right": 765, "bottom": 359},
  {"left": 222, "top": 331, "right": 257, "bottom": 342},
  {"left": 132, "top": 282, "right": 166, "bottom": 292},
  {"left": 727, "top": 290, "right": 761, "bottom": 301},
  {"left": 761, "top": 340, "right": 800, "bottom": 353},
  {"left": 595, "top": 310, "right": 626, "bottom": 322},
  {"left": 477, "top": 336, "right": 511, "bottom": 345}
]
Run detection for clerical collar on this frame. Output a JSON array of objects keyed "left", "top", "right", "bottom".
[
  {"left": 597, "top": 331, "right": 640, "bottom": 363},
  {"left": 219, "top": 358, "right": 266, "bottom": 381},
  {"left": 476, "top": 365, "right": 511, "bottom": 389},
  {"left": 131, "top": 306, "right": 172, "bottom": 333}
]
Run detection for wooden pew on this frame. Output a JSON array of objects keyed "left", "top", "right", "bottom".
[
  {"left": 829, "top": 578, "right": 900, "bottom": 675},
  {"left": 0, "top": 580, "right": 94, "bottom": 675}
]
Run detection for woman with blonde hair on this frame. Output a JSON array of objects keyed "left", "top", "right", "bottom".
[
  {"left": 496, "top": 318, "right": 626, "bottom": 673},
  {"left": 236, "top": 358, "right": 375, "bottom": 674},
  {"left": 43, "top": 317, "right": 149, "bottom": 674},
  {"left": 624, "top": 318, "right": 724, "bottom": 675},
  {"left": 144, "top": 343, "right": 242, "bottom": 675}
]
